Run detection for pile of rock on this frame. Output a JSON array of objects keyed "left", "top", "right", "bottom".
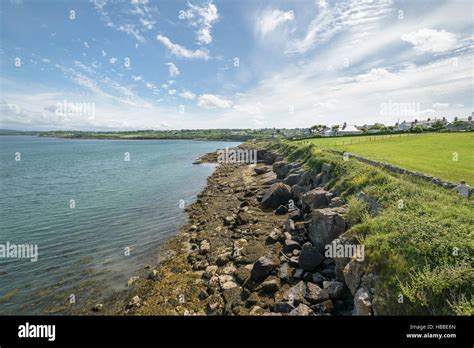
[{"left": 252, "top": 151, "right": 375, "bottom": 316}]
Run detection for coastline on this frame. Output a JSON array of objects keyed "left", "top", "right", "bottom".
[{"left": 102, "top": 146, "right": 354, "bottom": 316}]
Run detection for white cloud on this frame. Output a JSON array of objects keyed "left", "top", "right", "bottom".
[
  {"left": 168, "top": 89, "right": 176, "bottom": 95},
  {"left": 109, "top": 57, "right": 118, "bottom": 64},
  {"left": 257, "top": 9, "right": 294, "bottom": 37},
  {"left": 145, "top": 82, "right": 156, "bottom": 89},
  {"left": 179, "top": 1, "right": 219, "bottom": 45},
  {"left": 132, "top": 75, "right": 143, "bottom": 81},
  {"left": 156, "top": 34, "right": 209, "bottom": 60},
  {"left": 139, "top": 18, "right": 155, "bottom": 30},
  {"left": 401, "top": 28, "right": 457, "bottom": 53},
  {"left": 179, "top": 90, "right": 196, "bottom": 100},
  {"left": 432, "top": 102, "right": 450, "bottom": 109},
  {"left": 166, "top": 62, "right": 180, "bottom": 77},
  {"left": 197, "top": 94, "right": 233, "bottom": 109},
  {"left": 116, "top": 24, "right": 145, "bottom": 43},
  {"left": 286, "top": 0, "right": 393, "bottom": 54}
]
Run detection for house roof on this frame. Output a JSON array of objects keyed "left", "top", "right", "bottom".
[{"left": 340, "top": 124, "right": 361, "bottom": 132}]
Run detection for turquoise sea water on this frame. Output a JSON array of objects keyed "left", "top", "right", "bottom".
[{"left": 0, "top": 136, "right": 239, "bottom": 314}]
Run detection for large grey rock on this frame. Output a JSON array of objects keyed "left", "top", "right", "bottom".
[
  {"left": 283, "top": 173, "right": 301, "bottom": 186},
  {"left": 273, "top": 161, "right": 290, "bottom": 179},
  {"left": 328, "top": 237, "right": 359, "bottom": 282},
  {"left": 305, "top": 282, "right": 329, "bottom": 304},
  {"left": 308, "top": 207, "right": 347, "bottom": 252},
  {"left": 298, "top": 242, "right": 324, "bottom": 271},
  {"left": 353, "top": 288, "right": 372, "bottom": 315},
  {"left": 251, "top": 255, "right": 279, "bottom": 282},
  {"left": 343, "top": 258, "right": 365, "bottom": 295},
  {"left": 301, "top": 188, "right": 329, "bottom": 211},
  {"left": 261, "top": 182, "right": 292, "bottom": 208},
  {"left": 297, "top": 171, "right": 312, "bottom": 187}
]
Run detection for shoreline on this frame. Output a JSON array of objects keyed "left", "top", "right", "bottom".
[{"left": 102, "top": 146, "right": 356, "bottom": 316}]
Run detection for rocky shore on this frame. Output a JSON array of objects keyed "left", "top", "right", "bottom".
[{"left": 104, "top": 146, "right": 374, "bottom": 316}]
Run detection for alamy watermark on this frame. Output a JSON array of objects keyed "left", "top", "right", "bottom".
[
  {"left": 217, "top": 148, "right": 257, "bottom": 165},
  {"left": 0, "top": 242, "right": 38, "bottom": 262},
  {"left": 325, "top": 242, "right": 364, "bottom": 261},
  {"left": 380, "top": 99, "right": 420, "bottom": 117},
  {"left": 55, "top": 99, "right": 95, "bottom": 117}
]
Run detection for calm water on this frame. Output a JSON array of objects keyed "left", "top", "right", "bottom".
[{"left": 0, "top": 136, "right": 239, "bottom": 314}]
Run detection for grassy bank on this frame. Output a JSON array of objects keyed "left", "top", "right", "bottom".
[
  {"left": 293, "top": 133, "right": 474, "bottom": 184},
  {"left": 269, "top": 141, "right": 473, "bottom": 315}
]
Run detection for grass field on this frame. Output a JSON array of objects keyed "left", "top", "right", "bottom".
[{"left": 294, "top": 133, "right": 474, "bottom": 184}]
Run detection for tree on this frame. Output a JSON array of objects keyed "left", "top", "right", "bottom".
[
  {"left": 311, "top": 124, "right": 325, "bottom": 133},
  {"left": 431, "top": 120, "right": 445, "bottom": 132}
]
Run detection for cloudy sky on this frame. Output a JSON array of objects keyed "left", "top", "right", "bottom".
[{"left": 0, "top": 0, "right": 472, "bottom": 131}]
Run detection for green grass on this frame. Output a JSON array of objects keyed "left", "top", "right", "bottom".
[
  {"left": 294, "top": 133, "right": 474, "bottom": 184},
  {"left": 269, "top": 141, "right": 473, "bottom": 315}
]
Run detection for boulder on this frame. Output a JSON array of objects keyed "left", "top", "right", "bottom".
[
  {"left": 305, "top": 282, "right": 329, "bottom": 304},
  {"left": 283, "top": 173, "right": 301, "bottom": 186},
  {"left": 284, "top": 281, "right": 307, "bottom": 305},
  {"left": 278, "top": 262, "right": 292, "bottom": 281},
  {"left": 298, "top": 242, "right": 324, "bottom": 271},
  {"left": 312, "top": 299, "right": 334, "bottom": 314},
  {"left": 353, "top": 288, "right": 372, "bottom": 315},
  {"left": 259, "top": 277, "right": 281, "bottom": 293},
  {"left": 343, "top": 258, "right": 365, "bottom": 295},
  {"left": 274, "top": 302, "right": 294, "bottom": 313},
  {"left": 272, "top": 161, "right": 289, "bottom": 179},
  {"left": 254, "top": 166, "right": 269, "bottom": 175},
  {"left": 289, "top": 303, "right": 313, "bottom": 316},
  {"left": 308, "top": 207, "right": 347, "bottom": 252},
  {"left": 328, "top": 237, "right": 358, "bottom": 282},
  {"left": 291, "top": 184, "right": 306, "bottom": 202},
  {"left": 234, "top": 266, "right": 251, "bottom": 284},
  {"left": 301, "top": 188, "right": 329, "bottom": 211},
  {"left": 261, "top": 182, "right": 292, "bottom": 208},
  {"left": 297, "top": 171, "right": 312, "bottom": 187},
  {"left": 251, "top": 255, "right": 279, "bottom": 282}
]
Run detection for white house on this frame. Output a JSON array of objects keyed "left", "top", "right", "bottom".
[
  {"left": 338, "top": 123, "right": 362, "bottom": 135},
  {"left": 324, "top": 123, "right": 362, "bottom": 136}
]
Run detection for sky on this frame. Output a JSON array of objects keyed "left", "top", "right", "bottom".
[{"left": 0, "top": 0, "right": 473, "bottom": 131}]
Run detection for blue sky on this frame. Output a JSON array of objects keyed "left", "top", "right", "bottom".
[{"left": 0, "top": 0, "right": 473, "bottom": 130}]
